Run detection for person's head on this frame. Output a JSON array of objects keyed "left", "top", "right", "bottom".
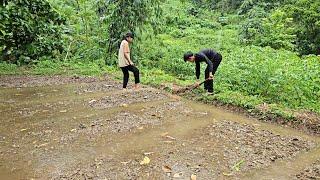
[
  {"left": 125, "top": 32, "right": 134, "bottom": 43},
  {"left": 184, "top": 51, "right": 195, "bottom": 62}
]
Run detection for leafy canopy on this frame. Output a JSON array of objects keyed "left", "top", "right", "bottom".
[
  {"left": 98, "top": 0, "right": 163, "bottom": 57},
  {"left": 0, "top": 0, "right": 65, "bottom": 64}
]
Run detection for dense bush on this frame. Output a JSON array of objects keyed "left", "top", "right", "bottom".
[
  {"left": 49, "top": 0, "right": 109, "bottom": 63},
  {"left": 238, "top": 0, "right": 320, "bottom": 55},
  {"left": 240, "top": 8, "right": 296, "bottom": 51},
  {"left": 98, "top": 0, "right": 163, "bottom": 60},
  {"left": 285, "top": 0, "right": 320, "bottom": 55},
  {"left": 193, "top": 0, "right": 319, "bottom": 55},
  {"left": 0, "top": 0, "right": 65, "bottom": 64},
  {"left": 218, "top": 46, "right": 320, "bottom": 112}
]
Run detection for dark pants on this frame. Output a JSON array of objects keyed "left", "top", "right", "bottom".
[
  {"left": 120, "top": 65, "right": 140, "bottom": 88},
  {"left": 204, "top": 54, "right": 222, "bottom": 93}
]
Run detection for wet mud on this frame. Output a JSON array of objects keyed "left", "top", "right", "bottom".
[{"left": 0, "top": 76, "right": 319, "bottom": 179}]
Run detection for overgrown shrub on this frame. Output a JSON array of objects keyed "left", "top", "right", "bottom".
[
  {"left": 240, "top": 8, "right": 296, "bottom": 50},
  {"left": 238, "top": 0, "right": 320, "bottom": 55},
  {"left": 0, "top": 0, "right": 65, "bottom": 64}
]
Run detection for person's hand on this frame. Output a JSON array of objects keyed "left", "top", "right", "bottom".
[
  {"left": 194, "top": 81, "right": 200, "bottom": 87},
  {"left": 208, "top": 73, "right": 214, "bottom": 80}
]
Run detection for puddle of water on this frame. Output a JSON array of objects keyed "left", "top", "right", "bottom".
[
  {"left": 0, "top": 96, "right": 175, "bottom": 179},
  {"left": 0, "top": 83, "right": 319, "bottom": 179},
  {"left": 188, "top": 101, "right": 320, "bottom": 142},
  {"left": 0, "top": 84, "right": 77, "bottom": 102},
  {"left": 95, "top": 111, "right": 213, "bottom": 156},
  {"left": 240, "top": 145, "right": 320, "bottom": 180},
  {"left": 0, "top": 168, "right": 23, "bottom": 180}
]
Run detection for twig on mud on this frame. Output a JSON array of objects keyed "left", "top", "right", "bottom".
[{"left": 232, "top": 159, "right": 245, "bottom": 171}]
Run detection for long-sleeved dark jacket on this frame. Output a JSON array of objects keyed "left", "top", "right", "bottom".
[{"left": 195, "top": 49, "right": 220, "bottom": 79}]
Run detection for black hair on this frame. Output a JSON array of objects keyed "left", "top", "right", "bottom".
[
  {"left": 183, "top": 51, "right": 194, "bottom": 62},
  {"left": 125, "top": 32, "right": 134, "bottom": 39}
]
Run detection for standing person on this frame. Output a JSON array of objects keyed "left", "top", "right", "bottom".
[
  {"left": 118, "top": 32, "right": 140, "bottom": 90},
  {"left": 183, "top": 49, "right": 222, "bottom": 94}
]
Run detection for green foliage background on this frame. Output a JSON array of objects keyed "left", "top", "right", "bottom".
[{"left": 0, "top": 0, "right": 65, "bottom": 64}]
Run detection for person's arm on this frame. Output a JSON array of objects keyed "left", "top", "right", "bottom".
[
  {"left": 195, "top": 61, "right": 200, "bottom": 80},
  {"left": 202, "top": 54, "right": 214, "bottom": 78},
  {"left": 124, "top": 42, "right": 133, "bottom": 65}
]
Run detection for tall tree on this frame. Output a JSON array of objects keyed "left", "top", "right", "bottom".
[{"left": 98, "top": 0, "right": 163, "bottom": 64}]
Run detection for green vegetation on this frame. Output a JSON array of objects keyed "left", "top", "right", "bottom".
[
  {"left": 238, "top": 0, "right": 320, "bottom": 55},
  {"left": 99, "top": 0, "right": 163, "bottom": 56},
  {"left": 1, "top": 0, "right": 319, "bottom": 118},
  {"left": 0, "top": 0, "right": 65, "bottom": 64}
]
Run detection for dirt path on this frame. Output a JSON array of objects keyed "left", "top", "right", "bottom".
[{"left": 0, "top": 75, "right": 319, "bottom": 179}]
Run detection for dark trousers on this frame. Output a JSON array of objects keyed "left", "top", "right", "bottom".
[
  {"left": 204, "top": 54, "right": 222, "bottom": 93},
  {"left": 120, "top": 65, "right": 140, "bottom": 88}
]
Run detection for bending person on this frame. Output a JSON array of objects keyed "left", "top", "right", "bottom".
[{"left": 184, "top": 49, "right": 222, "bottom": 94}]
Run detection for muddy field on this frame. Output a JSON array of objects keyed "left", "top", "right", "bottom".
[{"left": 0, "top": 75, "right": 319, "bottom": 180}]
